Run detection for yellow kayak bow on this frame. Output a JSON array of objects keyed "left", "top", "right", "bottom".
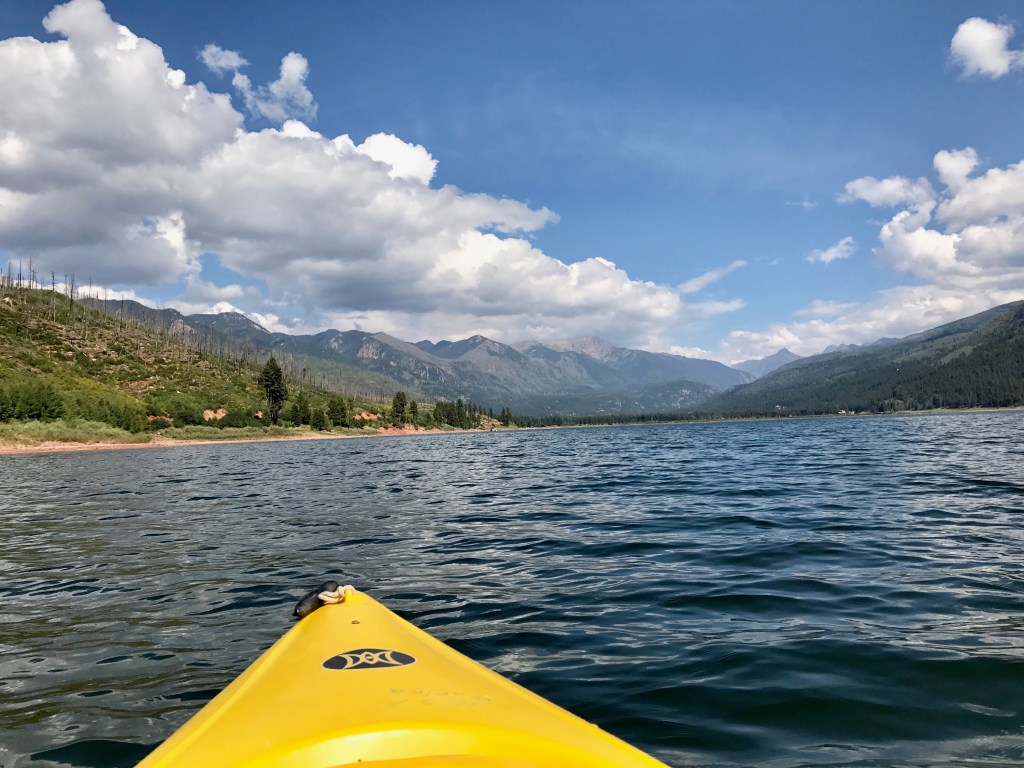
[{"left": 138, "top": 586, "right": 668, "bottom": 767}]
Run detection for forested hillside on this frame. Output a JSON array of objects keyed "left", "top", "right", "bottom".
[
  {"left": 0, "top": 284, "right": 273, "bottom": 431},
  {"left": 0, "top": 282, "right": 505, "bottom": 439},
  {"left": 705, "top": 302, "right": 1024, "bottom": 415},
  {"left": 84, "top": 297, "right": 421, "bottom": 401}
]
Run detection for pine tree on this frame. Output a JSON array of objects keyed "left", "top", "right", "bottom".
[
  {"left": 284, "top": 401, "right": 301, "bottom": 425},
  {"left": 294, "top": 391, "right": 312, "bottom": 425},
  {"left": 256, "top": 357, "right": 288, "bottom": 424},
  {"left": 310, "top": 408, "right": 329, "bottom": 431},
  {"left": 391, "top": 391, "right": 408, "bottom": 426},
  {"left": 327, "top": 395, "right": 349, "bottom": 427}
]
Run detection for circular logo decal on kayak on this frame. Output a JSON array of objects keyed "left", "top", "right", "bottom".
[{"left": 323, "top": 648, "right": 416, "bottom": 670}]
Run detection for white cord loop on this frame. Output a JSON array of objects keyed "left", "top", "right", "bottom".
[
  {"left": 318, "top": 584, "right": 354, "bottom": 605},
  {"left": 293, "top": 581, "right": 355, "bottom": 618}
]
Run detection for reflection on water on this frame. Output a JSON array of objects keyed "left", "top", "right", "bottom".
[{"left": 1, "top": 412, "right": 1024, "bottom": 767}]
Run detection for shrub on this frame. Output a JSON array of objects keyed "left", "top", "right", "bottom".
[
  {"left": 218, "top": 407, "right": 261, "bottom": 428},
  {"left": 310, "top": 408, "right": 329, "bottom": 431},
  {"left": 0, "top": 389, "right": 13, "bottom": 421},
  {"left": 4, "top": 382, "right": 66, "bottom": 421}
]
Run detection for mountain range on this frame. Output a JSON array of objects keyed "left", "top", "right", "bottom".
[
  {"left": 87, "top": 299, "right": 752, "bottom": 415},
  {"left": 87, "top": 298, "right": 1024, "bottom": 417}
]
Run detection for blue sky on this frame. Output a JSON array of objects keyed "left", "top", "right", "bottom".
[{"left": 1, "top": 1, "right": 1023, "bottom": 362}]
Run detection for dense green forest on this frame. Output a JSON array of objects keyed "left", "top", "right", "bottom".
[{"left": 703, "top": 302, "right": 1024, "bottom": 416}]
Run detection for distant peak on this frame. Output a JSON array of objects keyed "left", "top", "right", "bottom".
[
  {"left": 823, "top": 343, "right": 859, "bottom": 354},
  {"left": 733, "top": 347, "right": 803, "bottom": 378},
  {"left": 372, "top": 331, "right": 404, "bottom": 342},
  {"left": 187, "top": 310, "right": 269, "bottom": 334},
  {"left": 546, "top": 336, "right": 618, "bottom": 360}
]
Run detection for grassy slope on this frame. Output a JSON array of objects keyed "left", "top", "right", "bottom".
[
  {"left": 0, "top": 288, "right": 348, "bottom": 442},
  {"left": 1, "top": 288, "right": 264, "bottom": 410},
  {"left": 0, "top": 287, "right": 494, "bottom": 444},
  {"left": 84, "top": 297, "right": 424, "bottom": 401}
]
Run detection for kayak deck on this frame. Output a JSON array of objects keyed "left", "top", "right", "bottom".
[{"left": 138, "top": 588, "right": 667, "bottom": 767}]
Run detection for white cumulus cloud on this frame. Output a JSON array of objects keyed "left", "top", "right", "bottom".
[
  {"left": 841, "top": 148, "right": 1024, "bottom": 287},
  {"left": 933, "top": 147, "right": 979, "bottom": 190},
  {"left": 0, "top": 0, "right": 708, "bottom": 350},
  {"left": 950, "top": 17, "right": 1024, "bottom": 78},
  {"left": 199, "top": 42, "right": 315, "bottom": 124},
  {"left": 806, "top": 236, "right": 856, "bottom": 264},
  {"left": 232, "top": 51, "right": 317, "bottom": 123},
  {"left": 200, "top": 43, "right": 249, "bottom": 74},
  {"left": 716, "top": 145, "right": 1024, "bottom": 361},
  {"left": 839, "top": 176, "right": 935, "bottom": 210},
  {"left": 355, "top": 133, "right": 437, "bottom": 185}
]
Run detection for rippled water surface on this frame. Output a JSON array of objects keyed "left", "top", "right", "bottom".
[{"left": 2, "top": 412, "right": 1024, "bottom": 767}]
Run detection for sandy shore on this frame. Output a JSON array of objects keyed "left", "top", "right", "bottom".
[
  {"left": 4, "top": 406, "right": 1018, "bottom": 457},
  {"left": 0, "top": 425, "right": 471, "bottom": 456}
]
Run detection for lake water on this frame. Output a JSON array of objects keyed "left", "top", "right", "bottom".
[{"left": 2, "top": 412, "right": 1024, "bottom": 767}]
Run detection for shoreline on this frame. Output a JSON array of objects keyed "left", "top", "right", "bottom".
[
  {"left": 2, "top": 406, "right": 1021, "bottom": 456},
  {"left": 0, "top": 424, "right": 487, "bottom": 456}
]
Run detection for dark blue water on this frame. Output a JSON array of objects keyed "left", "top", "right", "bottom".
[{"left": 2, "top": 412, "right": 1024, "bottom": 767}]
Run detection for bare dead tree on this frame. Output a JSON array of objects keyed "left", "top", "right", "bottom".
[{"left": 84, "top": 278, "right": 92, "bottom": 339}]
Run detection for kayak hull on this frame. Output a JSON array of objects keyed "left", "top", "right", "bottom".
[{"left": 138, "top": 589, "right": 667, "bottom": 767}]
